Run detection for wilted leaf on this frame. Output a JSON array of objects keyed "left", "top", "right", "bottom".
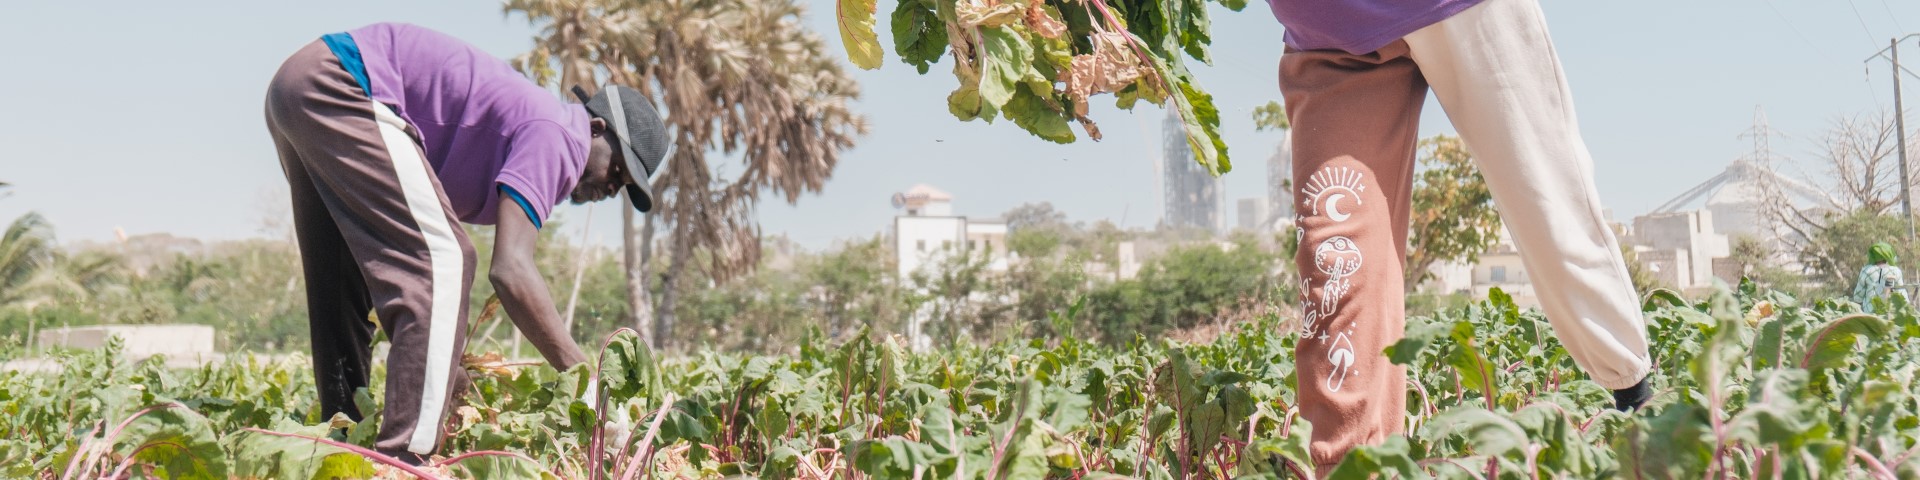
[{"left": 837, "top": 0, "right": 883, "bottom": 69}]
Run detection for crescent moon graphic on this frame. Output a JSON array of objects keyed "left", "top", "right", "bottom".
[{"left": 1326, "top": 193, "right": 1351, "bottom": 222}]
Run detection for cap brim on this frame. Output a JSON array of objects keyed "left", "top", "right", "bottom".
[{"left": 621, "top": 143, "right": 655, "bottom": 212}]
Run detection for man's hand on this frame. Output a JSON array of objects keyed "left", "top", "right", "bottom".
[{"left": 489, "top": 189, "right": 591, "bottom": 369}]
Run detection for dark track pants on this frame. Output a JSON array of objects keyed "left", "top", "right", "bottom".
[{"left": 264, "top": 40, "right": 474, "bottom": 461}]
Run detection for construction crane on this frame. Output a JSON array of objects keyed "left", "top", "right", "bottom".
[{"left": 1649, "top": 159, "right": 1835, "bottom": 215}]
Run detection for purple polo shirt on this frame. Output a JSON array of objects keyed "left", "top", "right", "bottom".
[
  {"left": 1267, "top": 0, "right": 1486, "bottom": 55},
  {"left": 348, "top": 22, "right": 588, "bottom": 225}
]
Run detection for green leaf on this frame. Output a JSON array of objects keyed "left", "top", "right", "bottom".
[
  {"left": 837, "top": 0, "right": 884, "bottom": 69},
  {"left": 978, "top": 26, "right": 1036, "bottom": 109},
  {"left": 1004, "top": 84, "right": 1075, "bottom": 144},
  {"left": 1612, "top": 403, "right": 1715, "bottom": 479},
  {"left": 1642, "top": 288, "right": 1688, "bottom": 311},
  {"left": 852, "top": 437, "right": 950, "bottom": 476},
  {"left": 1423, "top": 407, "right": 1527, "bottom": 459},
  {"left": 1753, "top": 313, "right": 1786, "bottom": 370},
  {"left": 1446, "top": 321, "right": 1496, "bottom": 403},
  {"left": 889, "top": 0, "right": 947, "bottom": 74},
  {"left": 1040, "top": 385, "right": 1092, "bottom": 433},
  {"left": 1325, "top": 436, "right": 1420, "bottom": 480},
  {"left": 599, "top": 331, "right": 661, "bottom": 403},
  {"left": 947, "top": 86, "right": 985, "bottom": 121},
  {"left": 1189, "top": 403, "right": 1227, "bottom": 459},
  {"left": 227, "top": 429, "right": 375, "bottom": 480},
  {"left": 1198, "top": 370, "right": 1253, "bottom": 387},
  {"left": 1218, "top": 384, "right": 1255, "bottom": 422},
  {"left": 116, "top": 405, "right": 228, "bottom": 480},
  {"left": 1246, "top": 419, "right": 1315, "bottom": 478},
  {"left": 1385, "top": 316, "right": 1450, "bottom": 365},
  {"left": 1798, "top": 314, "right": 1889, "bottom": 374},
  {"left": 1152, "top": 349, "right": 1204, "bottom": 412},
  {"left": 1171, "top": 81, "right": 1230, "bottom": 174},
  {"left": 1726, "top": 369, "right": 1821, "bottom": 450},
  {"left": 446, "top": 453, "right": 561, "bottom": 480},
  {"left": 1511, "top": 403, "right": 1599, "bottom": 476},
  {"left": 1146, "top": 405, "right": 1176, "bottom": 440}
]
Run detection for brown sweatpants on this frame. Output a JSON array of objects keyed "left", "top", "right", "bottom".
[
  {"left": 265, "top": 40, "right": 474, "bottom": 461},
  {"left": 1282, "top": 0, "right": 1653, "bottom": 470},
  {"left": 1282, "top": 40, "right": 1421, "bottom": 471}
]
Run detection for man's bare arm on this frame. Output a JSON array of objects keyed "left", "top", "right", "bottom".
[{"left": 489, "top": 190, "right": 591, "bottom": 369}]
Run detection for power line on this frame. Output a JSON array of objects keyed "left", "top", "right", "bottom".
[
  {"left": 1878, "top": 0, "right": 1906, "bottom": 33},
  {"left": 1848, "top": 0, "right": 1882, "bottom": 45},
  {"left": 1762, "top": 0, "right": 1824, "bottom": 54}
]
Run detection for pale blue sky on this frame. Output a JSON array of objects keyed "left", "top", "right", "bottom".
[{"left": 2, "top": 0, "right": 1916, "bottom": 250}]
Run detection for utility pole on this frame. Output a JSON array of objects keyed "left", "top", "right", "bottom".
[
  {"left": 1898, "top": 38, "right": 1914, "bottom": 243},
  {"left": 1868, "top": 34, "right": 1920, "bottom": 244}
]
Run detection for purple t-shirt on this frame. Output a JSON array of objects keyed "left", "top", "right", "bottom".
[
  {"left": 349, "top": 22, "right": 588, "bottom": 225},
  {"left": 1266, "top": 0, "right": 1486, "bottom": 55}
]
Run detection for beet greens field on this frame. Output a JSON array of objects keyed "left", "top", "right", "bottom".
[{"left": 13, "top": 282, "right": 1920, "bottom": 479}]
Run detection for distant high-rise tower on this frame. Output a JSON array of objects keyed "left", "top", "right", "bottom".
[
  {"left": 1236, "top": 197, "right": 1267, "bottom": 231},
  {"left": 1160, "top": 110, "right": 1224, "bottom": 234},
  {"left": 1266, "top": 130, "right": 1293, "bottom": 230}
]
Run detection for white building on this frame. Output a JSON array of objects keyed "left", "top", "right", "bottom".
[
  {"left": 1421, "top": 227, "right": 1541, "bottom": 308},
  {"left": 890, "top": 184, "right": 1009, "bottom": 348},
  {"left": 1629, "top": 209, "right": 1733, "bottom": 291}
]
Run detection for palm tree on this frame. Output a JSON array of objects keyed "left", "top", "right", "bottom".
[
  {"left": 509, "top": 0, "right": 866, "bottom": 350},
  {"left": 507, "top": 0, "right": 661, "bottom": 346},
  {"left": 0, "top": 213, "right": 56, "bottom": 310}
]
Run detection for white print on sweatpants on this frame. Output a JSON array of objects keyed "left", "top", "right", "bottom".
[
  {"left": 1312, "top": 236, "right": 1363, "bottom": 391},
  {"left": 1303, "top": 166, "right": 1366, "bottom": 221},
  {"left": 1298, "top": 165, "right": 1370, "bottom": 392},
  {"left": 1325, "top": 329, "right": 1357, "bottom": 391}
]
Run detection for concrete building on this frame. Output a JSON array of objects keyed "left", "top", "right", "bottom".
[
  {"left": 890, "top": 184, "right": 1009, "bottom": 348},
  {"left": 1647, "top": 158, "right": 1831, "bottom": 264},
  {"left": 1236, "top": 197, "right": 1267, "bottom": 232},
  {"left": 38, "top": 325, "right": 217, "bottom": 361},
  {"left": 891, "top": 184, "right": 1009, "bottom": 279},
  {"left": 1160, "top": 110, "right": 1225, "bottom": 234},
  {"left": 1630, "top": 210, "right": 1732, "bottom": 290},
  {"left": 1421, "top": 228, "right": 1541, "bottom": 308}
]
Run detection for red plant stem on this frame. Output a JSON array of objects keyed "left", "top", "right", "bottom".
[
  {"left": 986, "top": 390, "right": 1032, "bottom": 480},
  {"left": 433, "top": 450, "right": 545, "bottom": 469},
  {"left": 109, "top": 440, "right": 192, "bottom": 479},
  {"left": 1525, "top": 444, "right": 1543, "bottom": 480},
  {"left": 1891, "top": 440, "right": 1920, "bottom": 468},
  {"left": 1853, "top": 447, "right": 1897, "bottom": 480},
  {"left": 590, "top": 327, "right": 642, "bottom": 480},
  {"left": 240, "top": 428, "right": 442, "bottom": 479},
  {"left": 59, "top": 424, "right": 100, "bottom": 480},
  {"left": 616, "top": 392, "right": 677, "bottom": 480},
  {"left": 1414, "top": 376, "right": 1436, "bottom": 417},
  {"left": 1213, "top": 448, "right": 1231, "bottom": 479},
  {"left": 86, "top": 404, "right": 176, "bottom": 476},
  {"left": 1800, "top": 314, "right": 1879, "bottom": 369}
]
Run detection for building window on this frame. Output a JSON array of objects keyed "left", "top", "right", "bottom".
[
  {"left": 1491, "top": 266, "right": 1507, "bottom": 283},
  {"left": 969, "top": 240, "right": 978, "bottom": 250},
  {"left": 916, "top": 240, "right": 926, "bottom": 252}
]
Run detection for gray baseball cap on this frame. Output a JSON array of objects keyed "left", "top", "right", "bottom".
[{"left": 573, "top": 85, "right": 669, "bottom": 212}]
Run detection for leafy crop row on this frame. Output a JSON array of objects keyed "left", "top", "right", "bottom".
[{"left": 11, "top": 280, "right": 1918, "bottom": 478}]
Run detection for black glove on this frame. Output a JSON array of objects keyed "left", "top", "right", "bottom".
[{"left": 1612, "top": 376, "right": 1652, "bottom": 412}]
